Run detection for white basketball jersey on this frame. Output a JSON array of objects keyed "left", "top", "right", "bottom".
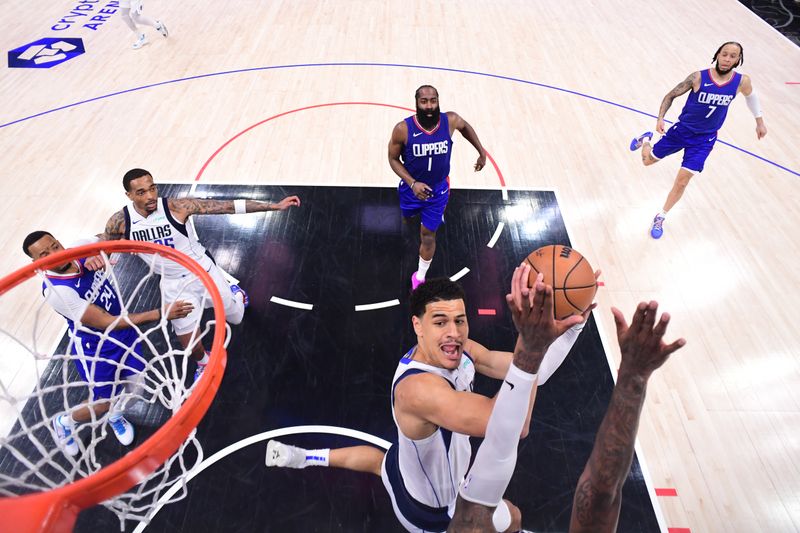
[
  {"left": 124, "top": 198, "right": 214, "bottom": 278},
  {"left": 390, "top": 347, "right": 475, "bottom": 513}
]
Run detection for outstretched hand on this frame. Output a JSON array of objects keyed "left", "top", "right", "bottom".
[
  {"left": 611, "top": 301, "right": 686, "bottom": 378},
  {"left": 506, "top": 264, "right": 584, "bottom": 369},
  {"left": 274, "top": 196, "right": 301, "bottom": 210}
]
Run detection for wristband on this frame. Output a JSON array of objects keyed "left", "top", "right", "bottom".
[{"left": 234, "top": 199, "right": 247, "bottom": 214}]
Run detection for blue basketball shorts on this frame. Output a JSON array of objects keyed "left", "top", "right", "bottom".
[
  {"left": 651, "top": 122, "right": 718, "bottom": 173},
  {"left": 72, "top": 329, "right": 145, "bottom": 400},
  {"left": 398, "top": 178, "right": 450, "bottom": 232}
]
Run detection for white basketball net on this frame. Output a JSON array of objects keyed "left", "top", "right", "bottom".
[{"left": 0, "top": 248, "right": 229, "bottom": 530}]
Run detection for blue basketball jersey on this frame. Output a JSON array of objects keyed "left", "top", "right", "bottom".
[
  {"left": 401, "top": 114, "right": 452, "bottom": 187},
  {"left": 43, "top": 259, "right": 131, "bottom": 350},
  {"left": 678, "top": 69, "right": 742, "bottom": 134}
]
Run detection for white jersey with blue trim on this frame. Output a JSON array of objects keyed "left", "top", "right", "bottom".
[
  {"left": 390, "top": 347, "right": 476, "bottom": 514},
  {"left": 123, "top": 198, "right": 214, "bottom": 278}
]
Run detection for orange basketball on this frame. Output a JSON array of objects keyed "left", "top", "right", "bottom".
[{"left": 524, "top": 245, "right": 597, "bottom": 319}]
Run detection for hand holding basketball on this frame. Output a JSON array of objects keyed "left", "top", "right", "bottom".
[{"left": 506, "top": 263, "right": 584, "bottom": 372}]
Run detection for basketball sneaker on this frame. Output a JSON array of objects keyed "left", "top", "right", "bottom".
[
  {"left": 52, "top": 415, "right": 79, "bottom": 456},
  {"left": 411, "top": 271, "right": 425, "bottom": 291},
  {"left": 193, "top": 361, "right": 207, "bottom": 383},
  {"left": 629, "top": 131, "right": 653, "bottom": 151},
  {"left": 155, "top": 20, "right": 168, "bottom": 38},
  {"left": 265, "top": 440, "right": 309, "bottom": 469},
  {"left": 230, "top": 284, "right": 249, "bottom": 308},
  {"left": 132, "top": 33, "right": 146, "bottom": 50},
  {"left": 108, "top": 415, "right": 135, "bottom": 446},
  {"left": 650, "top": 214, "right": 665, "bottom": 239}
]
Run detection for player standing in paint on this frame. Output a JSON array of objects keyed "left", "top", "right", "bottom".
[
  {"left": 119, "top": 0, "right": 168, "bottom": 50},
  {"left": 630, "top": 42, "right": 767, "bottom": 239},
  {"left": 388, "top": 85, "right": 488, "bottom": 289},
  {"left": 23, "top": 231, "right": 194, "bottom": 456},
  {"left": 100, "top": 168, "right": 300, "bottom": 381},
  {"left": 265, "top": 273, "right": 591, "bottom": 532}
]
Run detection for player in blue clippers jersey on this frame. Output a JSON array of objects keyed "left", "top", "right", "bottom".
[
  {"left": 629, "top": 42, "right": 767, "bottom": 239},
  {"left": 23, "top": 231, "right": 193, "bottom": 457},
  {"left": 388, "top": 85, "right": 488, "bottom": 290}
]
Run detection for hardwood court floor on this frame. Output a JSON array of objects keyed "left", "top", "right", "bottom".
[{"left": 1, "top": 1, "right": 800, "bottom": 531}]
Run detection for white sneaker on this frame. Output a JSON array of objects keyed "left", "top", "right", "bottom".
[
  {"left": 265, "top": 440, "right": 308, "bottom": 468},
  {"left": 132, "top": 33, "right": 146, "bottom": 50},
  {"left": 52, "top": 415, "right": 79, "bottom": 456},
  {"left": 108, "top": 415, "right": 135, "bottom": 446},
  {"left": 155, "top": 20, "right": 168, "bottom": 38}
]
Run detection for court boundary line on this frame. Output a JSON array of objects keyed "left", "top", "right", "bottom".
[{"left": 1, "top": 62, "right": 796, "bottom": 178}]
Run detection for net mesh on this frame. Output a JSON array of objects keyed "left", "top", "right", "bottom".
[{"left": 0, "top": 245, "right": 228, "bottom": 530}]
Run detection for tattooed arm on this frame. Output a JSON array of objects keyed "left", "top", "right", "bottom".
[
  {"left": 569, "top": 302, "right": 685, "bottom": 533},
  {"left": 655, "top": 72, "right": 699, "bottom": 134},
  {"left": 97, "top": 210, "right": 127, "bottom": 241},
  {"left": 167, "top": 196, "right": 301, "bottom": 223}
]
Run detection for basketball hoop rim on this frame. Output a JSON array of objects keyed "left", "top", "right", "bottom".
[{"left": 0, "top": 240, "right": 227, "bottom": 532}]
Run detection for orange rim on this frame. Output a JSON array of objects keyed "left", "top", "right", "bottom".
[{"left": 0, "top": 241, "right": 227, "bottom": 533}]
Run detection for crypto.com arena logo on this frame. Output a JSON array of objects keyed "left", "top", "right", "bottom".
[{"left": 8, "top": 38, "right": 85, "bottom": 69}]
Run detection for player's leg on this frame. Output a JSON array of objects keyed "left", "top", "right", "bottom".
[
  {"left": 206, "top": 264, "right": 246, "bottom": 325},
  {"left": 413, "top": 183, "right": 448, "bottom": 289},
  {"left": 161, "top": 277, "right": 208, "bottom": 381},
  {"left": 265, "top": 441, "right": 385, "bottom": 476},
  {"left": 652, "top": 133, "right": 711, "bottom": 239},
  {"left": 130, "top": 0, "right": 160, "bottom": 30}
]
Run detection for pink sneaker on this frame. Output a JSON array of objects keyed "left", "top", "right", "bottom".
[{"left": 411, "top": 271, "right": 425, "bottom": 291}]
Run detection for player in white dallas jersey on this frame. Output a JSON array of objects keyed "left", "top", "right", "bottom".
[{"left": 100, "top": 168, "right": 301, "bottom": 379}]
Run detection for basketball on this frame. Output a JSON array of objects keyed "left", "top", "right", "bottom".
[{"left": 524, "top": 245, "right": 597, "bottom": 319}]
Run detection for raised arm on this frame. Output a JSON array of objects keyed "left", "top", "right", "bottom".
[
  {"left": 167, "top": 196, "right": 301, "bottom": 223},
  {"left": 569, "top": 302, "right": 685, "bottom": 533},
  {"left": 656, "top": 72, "right": 699, "bottom": 134},
  {"left": 97, "top": 210, "right": 127, "bottom": 241},
  {"left": 447, "top": 112, "right": 487, "bottom": 171}
]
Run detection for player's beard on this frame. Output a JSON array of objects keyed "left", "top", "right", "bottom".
[
  {"left": 416, "top": 105, "right": 440, "bottom": 130},
  {"left": 714, "top": 62, "right": 733, "bottom": 76}
]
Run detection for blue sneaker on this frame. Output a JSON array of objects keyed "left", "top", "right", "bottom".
[
  {"left": 194, "top": 361, "right": 207, "bottom": 383},
  {"left": 650, "top": 214, "right": 665, "bottom": 239},
  {"left": 108, "top": 415, "right": 135, "bottom": 446},
  {"left": 53, "top": 415, "right": 79, "bottom": 456},
  {"left": 230, "top": 284, "right": 249, "bottom": 308},
  {"left": 630, "top": 131, "right": 653, "bottom": 151}
]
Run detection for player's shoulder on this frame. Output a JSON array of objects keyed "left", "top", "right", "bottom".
[{"left": 395, "top": 370, "right": 450, "bottom": 402}]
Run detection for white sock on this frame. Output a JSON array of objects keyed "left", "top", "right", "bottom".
[
  {"left": 658, "top": 211, "right": 667, "bottom": 219},
  {"left": 198, "top": 352, "right": 210, "bottom": 365},
  {"left": 417, "top": 256, "right": 432, "bottom": 279},
  {"left": 61, "top": 413, "right": 76, "bottom": 426},
  {"left": 459, "top": 363, "right": 536, "bottom": 506},
  {"left": 306, "top": 448, "right": 330, "bottom": 467}
]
